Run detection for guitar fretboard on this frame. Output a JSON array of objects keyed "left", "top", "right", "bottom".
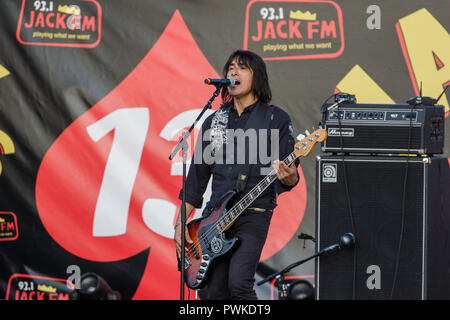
[{"left": 215, "top": 151, "right": 298, "bottom": 233}]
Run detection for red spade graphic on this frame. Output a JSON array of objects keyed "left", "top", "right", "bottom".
[{"left": 35, "top": 10, "right": 306, "bottom": 299}]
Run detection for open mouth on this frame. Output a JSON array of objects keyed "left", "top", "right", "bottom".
[{"left": 228, "top": 78, "right": 240, "bottom": 88}]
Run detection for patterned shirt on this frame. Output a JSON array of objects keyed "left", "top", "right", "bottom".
[{"left": 178, "top": 100, "right": 299, "bottom": 211}]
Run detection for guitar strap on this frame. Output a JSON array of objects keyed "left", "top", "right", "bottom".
[{"left": 235, "top": 102, "right": 273, "bottom": 195}]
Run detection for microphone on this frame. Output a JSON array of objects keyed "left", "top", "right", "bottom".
[
  {"left": 321, "top": 233, "right": 356, "bottom": 254},
  {"left": 204, "top": 77, "right": 237, "bottom": 87},
  {"left": 339, "top": 233, "right": 356, "bottom": 248}
]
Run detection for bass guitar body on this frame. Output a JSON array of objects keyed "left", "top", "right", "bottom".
[
  {"left": 183, "top": 190, "right": 239, "bottom": 289},
  {"left": 181, "top": 128, "right": 327, "bottom": 290}
]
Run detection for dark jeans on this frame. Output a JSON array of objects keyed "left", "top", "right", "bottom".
[{"left": 198, "top": 210, "right": 272, "bottom": 300}]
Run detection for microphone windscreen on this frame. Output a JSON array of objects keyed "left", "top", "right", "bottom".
[{"left": 340, "top": 233, "right": 355, "bottom": 247}]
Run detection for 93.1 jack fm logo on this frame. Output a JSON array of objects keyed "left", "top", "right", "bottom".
[
  {"left": 16, "top": 0, "right": 102, "bottom": 48},
  {"left": 244, "top": 0, "right": 344, "bottom": 60}
]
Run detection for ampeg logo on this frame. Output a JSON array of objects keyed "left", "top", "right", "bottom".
[
  {"left": 327, "top": 127, "right": 354, "bottom": 137},
  {"left": 16, "top": 0, "right": 102, "bottom": 47},
  {"left": 322, "top": 163, "right": 337, "bottom": 182},
  {"left": 244, "top": 0, "right": 344, "bottom": 60},
  {"left": 5, "top": 274, "right": 75, "bottom": 300},
  {"left": 0, "top": 212, "right": 19, "bottom": 241}
]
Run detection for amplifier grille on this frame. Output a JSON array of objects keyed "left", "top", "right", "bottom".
[
  {"left": 324, "top": 125, "right": 422, "bottom": 151},
  {"left": 317, "top": 158, "right": 425, "bottom": 299}
]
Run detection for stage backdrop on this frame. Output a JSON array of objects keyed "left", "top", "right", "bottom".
[{"left": 0, "top": 0, "right": 448, "bottom": 300}]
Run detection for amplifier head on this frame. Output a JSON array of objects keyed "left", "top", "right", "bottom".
[{"left": 321, "top": 103, "right": 444, "bottom": 155}]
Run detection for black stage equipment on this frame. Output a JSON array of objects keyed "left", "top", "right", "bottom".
[
  {"left": 316, "top": 155, "right": 450, "bottom": 299},
  {"left": 321, "top": 103, "right": 445, "bottom": 155},
  {"left": 71, "top": 273, "right": 121, "bottom": 300}
]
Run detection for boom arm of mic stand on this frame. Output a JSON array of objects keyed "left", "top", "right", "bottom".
[
  {"left": 257, "top": 244, "right": 340, "bottom": 286},
  {"left": 168, "top": 85, "right": 221, "bottom": 300},
  {"left": 169, "top": 86, "right": 221, "bottom": 161},
  {"left": 257, "top": 253, "right": 319, "bottom": 286}
]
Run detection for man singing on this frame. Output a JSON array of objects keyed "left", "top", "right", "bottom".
[{"left": 174, "top": 49, "right": 299, "bottom": 299}]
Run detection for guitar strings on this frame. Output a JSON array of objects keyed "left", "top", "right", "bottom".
[
  {"left": 183, "top": 168, "right": 278, "bottom": 262},
  {"left": 184, "top": 153, "right": 295, "bottom": 263},
  {"left": 183, "top": 132, "right": 323, "bottom": 275},
  {"left": 183, "top": 170, "right": 278, "bottom": 263},
  {"left": 203, "top": 152, "right": 297, "bottom": 238},
  {"left": 185, "top": 153, "right": 296, "bottom": 261}
]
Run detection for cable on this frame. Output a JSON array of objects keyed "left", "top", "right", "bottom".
[
  {"left": 389, "top": 104, "right": 415, "bottom": 299},
  {"left": 320, "top": 94, "right": 337, "bottom": 114},
  {"left": 335, "top": 100, "right": 357, "bottom": 300},
  {"left": 321, "top": 94, "right": 357, "bottom": 299}
]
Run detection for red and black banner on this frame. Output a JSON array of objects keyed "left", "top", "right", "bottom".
[{"left": 0, "top": 0, "right": 448, "bottom": 300}]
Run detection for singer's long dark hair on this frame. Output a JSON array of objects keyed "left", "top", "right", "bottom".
[{"left": 221, "top": 49, "right": 272, "bottom": 105}]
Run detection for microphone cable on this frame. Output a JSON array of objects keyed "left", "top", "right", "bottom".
[
  {"left": 389, "top": 102, "right": 415, "bottom": 299},
  {"left": 321, "top": 94, "right": 357, "bottom": 299},
  {"left": 336, "top": 99, "right": 357, "bottom": 300}
]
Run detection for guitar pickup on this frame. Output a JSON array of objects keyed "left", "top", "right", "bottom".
[{"left": 184, "top": 256, "right": 191, "bottom": 270}]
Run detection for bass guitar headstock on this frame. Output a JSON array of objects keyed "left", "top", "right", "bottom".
[{"left": 293, "top": 127, "right": 327, "bottom": 158}]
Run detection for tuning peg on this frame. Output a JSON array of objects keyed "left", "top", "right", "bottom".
[
  {"left": 296, "top": 133, "right": 306, "bottom": 141},
  {"left": 305, "top": 130, "right": 311, "bottom": 136},
  {"left": 318, "top": 122, "right": 323, "bottom": 129}
]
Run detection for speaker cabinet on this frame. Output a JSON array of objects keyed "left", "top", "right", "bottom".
[{"left": 315, "top": 155, "right": 450, "bottom": 299}]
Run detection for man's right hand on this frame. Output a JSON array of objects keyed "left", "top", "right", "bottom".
[
  {"left": 174, "top": 223, "right": 193, "bottom": 260},
  {"left": 174, "top": 202, "right": 195, "bottom": 259}
]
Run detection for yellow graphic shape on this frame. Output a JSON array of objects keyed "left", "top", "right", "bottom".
[
  {"left": 0, "top": 64, "right": 10, "bottom": 79},
  {"left": 398, "top": 8, "right": 450, "bottom": 113},
  {"left": 0, "top": 130, "right": 15, "bottom": 176},
  {"left": 37, "top": 284, "right": 57, "bottom": 293},
  {"left": 290, "top": 10, "right": 317, "bottom": 21},
  {"left": 58, "top": 5, "right": 81, "bottom": 15},
  {"left": 336, "top": 64, "right": 395, "bottom": 104}
]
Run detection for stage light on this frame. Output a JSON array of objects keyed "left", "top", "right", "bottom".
[
  {"left": 287, "top": 280, "right": 314, "bottom": 300},
  {"left": 71, "top": 273, "right": 121, "bottom": 300}
]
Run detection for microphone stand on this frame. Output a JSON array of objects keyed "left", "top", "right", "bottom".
[
  {"left": 257, "top": 244, "right": 341, "bottom": 299},
  {"left": 169, "top": 85, "right": 222, "bottom": 300}
]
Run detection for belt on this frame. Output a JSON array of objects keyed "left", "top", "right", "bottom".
[{"left": 247, "top": 207, "right": 273, "bottom": 213}]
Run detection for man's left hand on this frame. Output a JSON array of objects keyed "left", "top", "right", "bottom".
[{"left": 273, "top": 160, "right": 298, "bottom": 186}]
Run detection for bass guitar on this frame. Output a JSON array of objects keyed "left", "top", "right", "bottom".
[{"left": 182, "top": 128, "right": 327, "bottom": 289}]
